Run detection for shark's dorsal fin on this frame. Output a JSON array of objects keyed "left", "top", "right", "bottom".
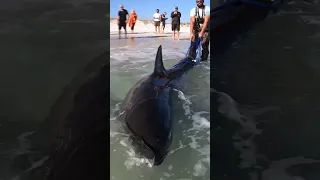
[{"left": 153, "top": 45, "right": 166, "bottom": 76}]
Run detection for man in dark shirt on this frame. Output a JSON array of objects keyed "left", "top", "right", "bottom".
[
  {"left": 161, "top": 12, "right": 168, "bottom": 33},
  {"left": 118, "top": 4, "right": 129, "bottom": 39},
  {"left": 171, "top": 6, "right": 181, "bottom": 40}
]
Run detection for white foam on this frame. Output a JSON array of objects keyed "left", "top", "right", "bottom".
[
  {"left": 123, "top": 146, "right": 153, "bottom": 169},
  {"left": 191, "top": 111, "right": 210, "bottom": 130},
  {"left": 261, "top": 157, "right": 320, "bottom": 180},
  {"left": 217, "top": 91, "right": 261, "bottom": 170},
  {"left": 24, "top": 155, "right": 49, "bottom": 172},
  {"left": 300, "top": 15, "right": 320, "bottom": 25},
  {"left": 217, "top": 92, "right": 243, "bottom": 123},
  {"left": 110, "top": 102, "right": 153, "bottom": 169},
  {"left": 15, "top": 131, "right": 35, "bottom": 155},
  {"left": 110, "top": 123, "right": 153, "bottom": 169},
  {"left": 175, "top": 90, "right": 192, "bottom": 117},
  {"left": 193, "top": 159, "right": 208, "bottom": 177},
  {"left": 110, "top": 103, "right": 121, "bottom": 120},
  {"left": 163, "top": 172, "right": 171, "bottom": 177},
  {"left": 175, "top": 89, "right": 210, "bottom": 177},
  {"left": 215, "top": 89, "right": 320, "bottom": 180}
]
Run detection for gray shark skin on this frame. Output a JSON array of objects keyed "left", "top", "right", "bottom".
[
  {"left": 120, "top": 41, "right": 201, "bottom": 166},
  {"left": 19, "top": 51, "right": 111, "bottom": 180}
]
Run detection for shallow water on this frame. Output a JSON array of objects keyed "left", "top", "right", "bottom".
[{"left": 110, "top": 37, "right": 210, "bottom": 180}]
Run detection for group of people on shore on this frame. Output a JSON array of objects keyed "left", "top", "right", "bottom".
[
  {"left": 117, "top": 5, "right": 137, "bottom": 36},
  {"left": 116, "top": 0, "right": 210, "bottom": 60},
  {"left": 117, "top": 5, "right": 181, "bottom": 39},
  {"left": 152, "top": 7, "right": 181, "bottom": 40}
]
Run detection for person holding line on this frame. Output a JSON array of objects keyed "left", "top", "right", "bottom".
[{"left": 189, "top": 0, "right": 210, "bottom": 60}]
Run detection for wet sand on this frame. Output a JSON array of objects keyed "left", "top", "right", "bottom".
[{"left": 110, "top": 19, "right": 191, "bottom": 40}]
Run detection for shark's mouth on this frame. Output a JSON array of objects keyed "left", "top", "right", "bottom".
[
  {"left": 127, "top": 134, "right": 156, "bottom": 166},
  {"left": 125, "top": 125, "right": 172, "bottom": 167}
]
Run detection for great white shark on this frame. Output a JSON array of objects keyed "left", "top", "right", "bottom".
[
  {"left": 18, "top": 41, "right": 201, "bottom": 180},
  {"left": 119, "top": 37, "right": 202, "bottom": 166}
]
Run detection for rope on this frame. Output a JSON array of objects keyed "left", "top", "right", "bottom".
[
  {"left": 172, "top": 38, "right": 203, "bottom": 68},
  {"left": 154, "top": 38, "right": 203, "bottom": 88}
]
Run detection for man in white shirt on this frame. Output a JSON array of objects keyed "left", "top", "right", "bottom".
[
  {"left": 153, "top": 9, "right": 161, "bottom": 34},
  {"left": 190, "top": 0, "right": 210, "bottom": 60}
]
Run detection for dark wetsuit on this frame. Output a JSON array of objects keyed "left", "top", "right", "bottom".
[
  {"left": 161, "top": 14, "right": 167, "bottom": 27},
  {"left": 118, "top": 9, "right": 129, "bottom": 30},
  {"left": 171, "top": 11, "right": 181, "bottom": 31},
  {"left": 193, "top": 6, "right": 210, "bottom": 61}
]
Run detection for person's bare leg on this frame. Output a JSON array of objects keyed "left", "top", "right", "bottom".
[
  {"left": 119, "top": 30, "right": 121, "bottom": 39},
  {"left": 177, "top": 31, "right": 180, "bottom": 40},
  {"left": 173, "top": 31, "right": 175, "bottom": 40},
  {"left": 125, "top": 29, "right": 127, "bottom": 39},
  {"left": 158, "top": 26, "right": 160, "bottom": 34}
]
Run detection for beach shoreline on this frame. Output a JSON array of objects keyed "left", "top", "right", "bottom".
[{"left": 110, "top": 18, "right": 191, "bottom": 39}]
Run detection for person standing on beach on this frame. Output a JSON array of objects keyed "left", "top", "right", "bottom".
[
  {"left": 118, "top": 4, "right": 129, "bottom": 39},
  {"left": 171, "top": 7, "right": 181, "bottom": 40},
  {"left": 189, "top": 0, "right": 210, "bottom": 60},
  {"left": 160, "top": 12, "right": 168, "bottom": 33},
  {"left": 129, "top": 9, "right": 138, "bottom": 33},
  {"left": 153, "top": 9, "right": 161, "bottom": 34}
]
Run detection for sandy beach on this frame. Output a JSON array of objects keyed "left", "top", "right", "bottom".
[{"left": 110, "top": 18, "right": 191, "bottom": 39}]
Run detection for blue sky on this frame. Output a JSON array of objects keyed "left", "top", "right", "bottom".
[{"left": 110, "top": 0, "right": 207, "bottom": 23}]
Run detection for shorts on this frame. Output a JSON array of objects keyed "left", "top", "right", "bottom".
[
  {"left": 118, "top": 21, "right": 126, "bottom": 30},
  {"left": 154, "top": 21, "right": 160, "bottom": 26},
  {"left": 172, "top": 23, "right": 180, "bottom": 31}
]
